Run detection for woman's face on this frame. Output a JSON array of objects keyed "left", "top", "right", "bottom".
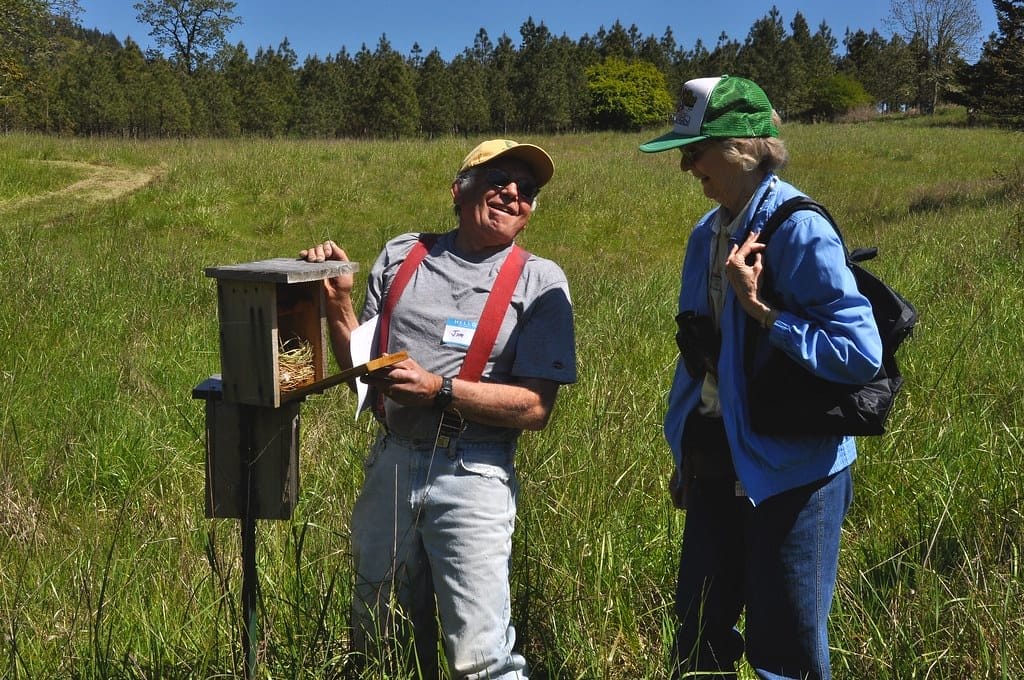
[{"left": 679, "top": 140, "right": 747, "bottom": 209}]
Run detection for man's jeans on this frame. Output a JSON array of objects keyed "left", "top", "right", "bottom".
[
  {"left": 350, "top": 430, "right": 528, "bottom": 680},
  {"left": 671, "top": 468, "right": 853, "bottom": 680}
]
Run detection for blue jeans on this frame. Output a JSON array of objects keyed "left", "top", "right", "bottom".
[
  {"left": 350, "top": 430, "right": 528, "bottom": 680},
  {"left": 671, "top": 468, "right": 853, "bottom": 680}
]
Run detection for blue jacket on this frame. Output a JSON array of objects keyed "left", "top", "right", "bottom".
[{"left": 664, "top": 174, "right": 883, "bottom": 505}]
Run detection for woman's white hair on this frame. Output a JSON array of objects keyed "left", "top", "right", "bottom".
[{"left": 719, "top": 111, "right": 788, "bottom": 173}]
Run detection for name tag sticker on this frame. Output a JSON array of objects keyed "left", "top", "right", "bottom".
[{"left": 442, "top": 318, "right": 476, "bottom": 348}]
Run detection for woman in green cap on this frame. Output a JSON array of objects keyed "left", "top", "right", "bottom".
[{"left": 640, "top": 75, "right": 882, "bottom": 679}]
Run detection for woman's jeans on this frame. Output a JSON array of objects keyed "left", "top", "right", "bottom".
[
  {"left": 672, "top": 466, "right": 853, "bottom": 680},
  {"left": 350, "top": 430, "right": 527, "bottom": 680}
]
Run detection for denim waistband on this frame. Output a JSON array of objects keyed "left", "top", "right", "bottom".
[{"left": 377, "top": 428, "right": 517, "bottom": 455}]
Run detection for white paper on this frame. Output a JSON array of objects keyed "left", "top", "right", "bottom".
[{"left": 350, "top": 314, "right": 379, "bottom": 419}]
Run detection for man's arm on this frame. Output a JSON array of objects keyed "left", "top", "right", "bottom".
[
  {"left": 300, "top": 240, "right": 360, "bottom": 375},
  {"left": 362, "top": 359, "right": 560, "bottom": 431},
  {"left": 445, "top": 376, "right": 560, "bottom": 431}
]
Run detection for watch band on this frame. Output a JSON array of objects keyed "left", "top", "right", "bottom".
[{"left": 433, "top": 376, "right": 454, "bottom": 411}]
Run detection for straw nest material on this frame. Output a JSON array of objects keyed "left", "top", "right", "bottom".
[{"left": 278, "top": 337, "right": 315, "bottom": 390}]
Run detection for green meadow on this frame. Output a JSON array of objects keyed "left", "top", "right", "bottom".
[{"left": 1, "top": 117, "right": 1022, "bottom": 678}]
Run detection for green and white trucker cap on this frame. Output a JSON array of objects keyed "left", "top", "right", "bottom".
[{"left": 639, "top": 75, "right": 778, "bottom": 153}]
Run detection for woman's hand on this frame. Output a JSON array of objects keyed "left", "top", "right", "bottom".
[{"left": 725, "top": 230, "right": 772, "bottom": 322}]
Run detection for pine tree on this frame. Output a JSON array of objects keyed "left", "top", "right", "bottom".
[
  {"left": 966, "top": 0, "right": 1024, "bottom": 127},
  {"left": 245, "top": 41, "right": 297, "bottom": 136},
  {"left": 415, "top": 49, "right": 454, "bottom": 136},
  {"left": 188, "top": 62, "right": 239, "bottom": 136},
  {"left": 738, "top": 7, "right": 798, "bottom": 116},
  {"left": 115, "top": 38, "right": 151, "bottom": 136},
  {"left": 488, "top": 34, "right": 518, "bottom": 133},
  {"left": 449, "top": 50, "right": 489, "bottom": 134},
  {"left": 367, "top": 35, "right": 418, "bottom": 138},
  {"left": 516, "top": 18, "right": 569, "bottom": 132},
  {"left": 295, "top": 55, "right": 332, "bottom": 137},
  {"left": 597, "top": 20, "right": 634, "bottom": 59}
]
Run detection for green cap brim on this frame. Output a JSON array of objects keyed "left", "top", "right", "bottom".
[{"left": 638, "top": 131, "right": 709, "bottom": 153}]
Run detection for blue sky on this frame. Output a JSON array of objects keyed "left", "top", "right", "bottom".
[{"left": 76, "top": 0, "right": 998, "bottom": 62}]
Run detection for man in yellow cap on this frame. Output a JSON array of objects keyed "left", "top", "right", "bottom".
[{"left": 301, "top": 139, "right": 576, "bottom": 679}]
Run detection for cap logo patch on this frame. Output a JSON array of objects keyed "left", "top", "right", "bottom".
[{"left": 673, "top": 87, "right": 698, "bottom": 127}]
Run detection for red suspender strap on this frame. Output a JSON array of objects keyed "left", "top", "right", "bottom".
[
  {"left": 378, "top": 234, "right": 437, "bottom": 357},
  {"left": 374, "top": 236, "right": 529, "bottom": 418},
  {"left": 458, "top": 244, "right": 529, "bottom": 382}
]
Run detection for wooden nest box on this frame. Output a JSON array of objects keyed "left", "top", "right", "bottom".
[{"left": 205, "top": 258, "right": 359, "bottom": 408}]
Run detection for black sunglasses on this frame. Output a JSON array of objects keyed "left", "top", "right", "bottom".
[
  {"left": 680, "top": 140, "right": 715, "bottom": 165},
  {"left": 484, "top": 168, "right": 540, "bottom": 203}
]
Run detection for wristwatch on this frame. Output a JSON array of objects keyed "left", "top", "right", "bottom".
[{"left": 433, "top": 376, "right": 454, "bottom": 411}]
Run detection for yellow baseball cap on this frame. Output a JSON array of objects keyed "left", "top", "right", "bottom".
[{"left": 458, "top": 139, "right": 555, "bottom": 188}]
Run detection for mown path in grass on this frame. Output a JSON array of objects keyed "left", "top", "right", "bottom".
[{"left": 0, "top": 159, "right": 165, "bottom": 213}]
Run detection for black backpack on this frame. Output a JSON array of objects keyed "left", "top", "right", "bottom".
[{"left": 745, "top": 197, "right": 917, "bottom": 436}]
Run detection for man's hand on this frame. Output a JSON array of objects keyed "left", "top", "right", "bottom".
[
  {"left": 361, "top": 357, "right": 440, "bottom": 408},
  {"left": 300, "top": 240, "right": 355, "bottom": 301}
]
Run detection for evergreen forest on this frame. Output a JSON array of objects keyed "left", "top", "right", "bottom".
[{"left": 2, "top": 0, "right": 1022, "bottom": 139}]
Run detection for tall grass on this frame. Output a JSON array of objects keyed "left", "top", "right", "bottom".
[{"left": 1, "top": 122, "right": 1022, "bottom": 678}]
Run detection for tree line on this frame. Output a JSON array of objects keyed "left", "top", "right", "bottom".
[{"left": 1, "top": 0, "right": 1021, "bottom": 138}]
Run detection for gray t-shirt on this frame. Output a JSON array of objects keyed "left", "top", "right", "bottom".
[{"left": 361, "top": 230, "right": 577, "bottom": 441}]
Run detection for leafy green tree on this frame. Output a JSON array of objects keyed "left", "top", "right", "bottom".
[
  {"left": 888, "top": 0, "right": 982, "bottom": 113},
  {"left": 470, "top": 28, "right": 493, "bottom": 63},
  {"left": 346, "top": 44, "right": 374, "bottom": 135},
  {"left": 809, "top": 72, "right": 873, "bottom": 119},
  {"left": 1, "top": 0, "right": 46, "bottom": 111},
  {"left": 636, "top": 28, "right": 673, "bottom": 77},
  {"left": 407, "top": 42, "right": 423, "bottom": 70},
  {"left": 133, "top": 0, "right": 241, "bottom": 74},
  {"left": 221, "top": 41, "right": 262, "bottom": 133},
  {"left": 842, "top": 29, "right": 915, "bottom": 111},
  {"left": 1, "top": 0, "right": 79, "bottom": 129},
  {"left": 585, "top": 57, "right": 673, "bottom": 130},
  {"left": 416, "top": 48, "right": 454, "bottom": 136},
  {"left": 842, "top": 29, "right": 885, "bottom": 98}
]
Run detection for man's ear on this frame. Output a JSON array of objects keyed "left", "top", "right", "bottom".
[{"left": 451, "top": 181, "right": 462, "bottom": 205}]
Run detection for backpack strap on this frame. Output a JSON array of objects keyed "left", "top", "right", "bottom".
[
  {"left": 746, "top": 197, "right": 844, "bottom": 379},
  {"left": 757, "top": 196, "right": 846, "bottom": 256}
]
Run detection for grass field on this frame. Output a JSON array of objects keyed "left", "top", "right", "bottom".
[{"left": 1, "top": 117, "right": 1023, "bottom": 678}]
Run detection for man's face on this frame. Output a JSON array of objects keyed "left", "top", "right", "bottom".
[{"left": 454, "top": 158, "right": 538, "bottom": 250}]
